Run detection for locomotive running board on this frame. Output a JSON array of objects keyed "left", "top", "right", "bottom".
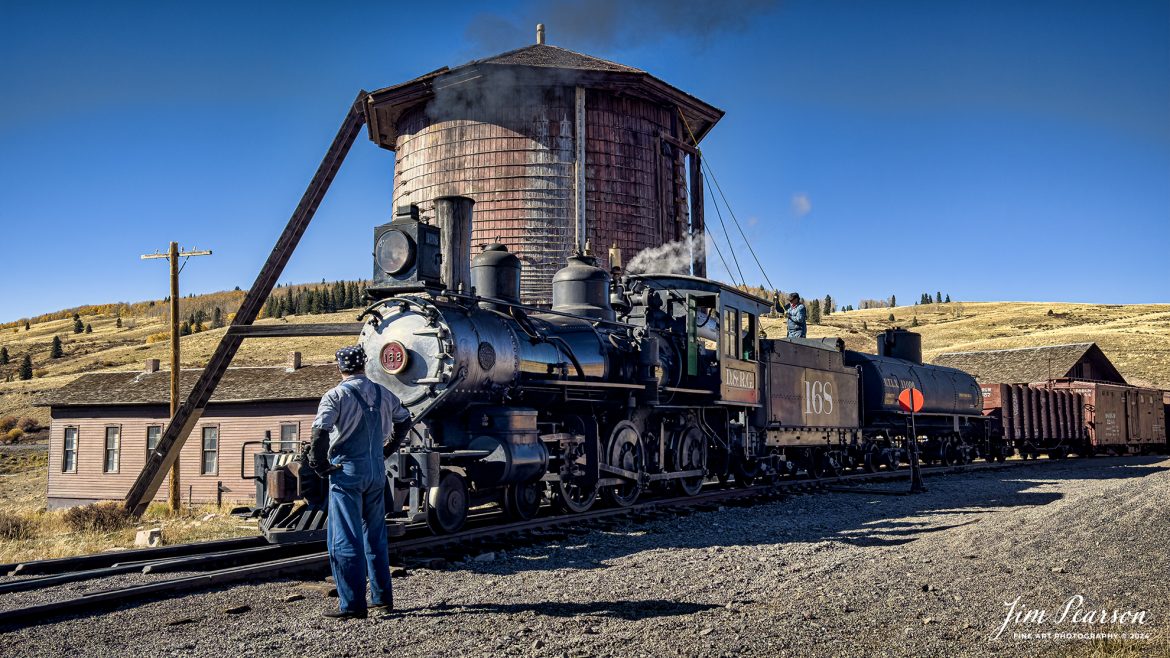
[{"left": 122, "top": 92, "right": 371, "bottom": 517}]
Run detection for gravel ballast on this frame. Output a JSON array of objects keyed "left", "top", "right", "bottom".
[{"left": 3, "top": 456, "right": 1167, "bottom": 657}]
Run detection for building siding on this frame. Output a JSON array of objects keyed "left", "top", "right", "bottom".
[{"left": 47, "top": 401, "right": 318, "bottom": 509}]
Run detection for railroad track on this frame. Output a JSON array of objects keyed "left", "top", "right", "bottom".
[{"left": 0, "top": 457, "right": 1060, "bottom": 629}]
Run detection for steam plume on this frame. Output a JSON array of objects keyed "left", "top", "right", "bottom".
[
  {"left": 626, "top": 233, "right": 705, "bottom": 275},
  {"left": 465, "top": 0, "right": 780, "bottom": 54}
]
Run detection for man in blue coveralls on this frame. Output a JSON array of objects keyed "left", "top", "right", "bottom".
[
  {"left": 785, "top": 292, "right": 807, "bottom": 338},
  {"left": 309, "top": 345, "right": 412, "bottom": 620}
]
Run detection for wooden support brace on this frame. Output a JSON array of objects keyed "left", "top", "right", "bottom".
[{"left": 123, "top": 92, "right": 370, "bottom": 516}]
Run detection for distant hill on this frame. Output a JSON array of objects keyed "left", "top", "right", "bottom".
[
  {"left": 761, "top": 301, "right": 1170, "bottom": 389},
  {"left": 3, "top": 292, "right": 1167, "bottom": 427},
  {"left": 0, "top": 282, "right": 366, "bottom": 425}
]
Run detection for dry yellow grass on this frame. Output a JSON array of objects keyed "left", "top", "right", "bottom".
[
  {"left": 0, "top": 447, "right": 256, "bottom": 563},
  {"left": 762, "top": 302, "right": 1170, "bottom": 389},
  {"left": 0, "top": 308, "right": 356, "bottom": 425}
]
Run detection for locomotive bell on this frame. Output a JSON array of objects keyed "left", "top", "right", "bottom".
[{"left": 552, "top": 253, "right": 615, "bottom": 321}]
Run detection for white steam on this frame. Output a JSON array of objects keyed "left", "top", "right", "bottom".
[{"left": 626, "top": 233, "right": 705, "bottom": 275}]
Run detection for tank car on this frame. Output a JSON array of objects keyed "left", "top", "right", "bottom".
[{"left": 844, "top": 329, "right": 1006, "bottom": 466}]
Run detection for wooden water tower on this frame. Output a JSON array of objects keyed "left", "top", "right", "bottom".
[{"left": 364, "top": 26, "right": 723, "bottom": 304}]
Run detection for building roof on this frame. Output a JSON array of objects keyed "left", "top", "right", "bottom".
[
  {"left": 40, "top": 365, "right": 338, "bottom": 408},
  {"left": 365, "top": 43, "right": 723, "bottom": 148},
  {"left": 932, "top": 343, "right": 1126, "bottom": 385},
  {"left": 475, "top": 43, "right": 643, "bottom": 73}
]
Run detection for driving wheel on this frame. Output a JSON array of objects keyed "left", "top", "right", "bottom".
[
  {"left": 673, "top": 425, "right": 707, "bottom": 496},
  {"left": 602, "top": 421, "right": 645, "bottom": 507}
]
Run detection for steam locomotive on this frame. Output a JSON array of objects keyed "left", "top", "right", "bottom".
[{"left": 255, "top": 196, "right": 1002, "bottom": 542}]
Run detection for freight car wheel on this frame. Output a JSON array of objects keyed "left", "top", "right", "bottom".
[
  {"left": 603, "top": 422, "right": 645, "bottom": 507},
  {"left": 553, "top": 480, "right": 597, "bottom": 514},
  {"left": 503, "top": 481, "right": 542, "bottom": 521},
  {"left": 941, "top": 439, "right": 961, "bottom": 467},
  {"left": 426, "top": 470, "right": 469, "bottom": 535}
]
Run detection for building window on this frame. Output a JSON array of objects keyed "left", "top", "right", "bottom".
[
  {"left": 62, "top": 427, "right": 78, "bottom": 473},
  {"left": 201, "top": 426, "right": 219, "bottom": 475},
  {"left": 104, "top": 426, "right": 120, "bottom": 473},
  {"left": 280, "top": 422, "right": 299, "bottom": 447},
  {"left": 146, "top": 425, "right": 162, "bottom": 458}
]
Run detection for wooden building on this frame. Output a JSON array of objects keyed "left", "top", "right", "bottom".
[
  {"left": 932, "top": 343, "right": 1126, "bottom": 385},
  {"left": 40, "top": 357, "right": 337, "bottom": 509}
]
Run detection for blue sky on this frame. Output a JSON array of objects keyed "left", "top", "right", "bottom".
[{"left": 1, "top": 0, "right": 1167, "bottom": 321}]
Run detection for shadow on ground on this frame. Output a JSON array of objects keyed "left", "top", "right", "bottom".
[{"left": 431, "top": 456, "right": 1169, "bottom": 576}]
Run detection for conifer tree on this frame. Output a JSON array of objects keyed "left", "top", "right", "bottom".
[
  {"left": 0, "top": 346, "right": 8, "bottom": 364},
  {"left": 888, "top": 313, "right": 896, "bottom": 322},
  {"left": 23, "top": 321, "right": 30, "bottom": 331},
  {"left": 50, "top": 336, "right": 63, "bottom": 358},
  {"left": 180, "top": 321, "right": 191, "bottom": 336},
  {"left": 84, "top": 323, "right": 92, "bottom": 334},
  {"left": 212, "top": 307, "right": 224, "bottom": 329},
  {"left": 19, "top": 355, "right": 32, "bottom": 380},
  {"left": 72, "top": 318, "right": 84, "bottom": 334},
  {"left": 889, "top": 295, "right": 896, "bottom": 307},
  {"left": 911, "top": 316, "right": 919, "bottom": 327},
  {"left": 116, "top": 316, "right": 123, "bottom": 328},
  {"left": 810, "top": 299, "right": 822, "bottom": 325},
  {"left": 945, "top": 294, "right": 951, "bottom": 303},
  {"left": 936, "top": 291, "right": 942, "bottom": 304},
  {"left": 823, "top": 294, "right": 833, "bottom": 316}
]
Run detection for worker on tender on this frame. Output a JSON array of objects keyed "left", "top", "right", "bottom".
[
  {"left": 309, "top": 345, "right": 412, "bottom": 620},
  {"left": 785, "top": 292, "right": 807, "bottom": 338}
]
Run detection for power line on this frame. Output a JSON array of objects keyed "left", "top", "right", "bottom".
[
  {"left": 681, "top": 172, "right": 738, "bottom": 287},
  {"left": 700, "top": 168, "right": 747, "bottom": 287},
  {"left": 702, "top": 159, "right": 776, "bottom": 292}
]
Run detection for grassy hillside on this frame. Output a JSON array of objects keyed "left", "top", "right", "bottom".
[
  {"left": 761, "top": 301, "right": 1170, "bottom": 389},
  {"left": 2, "top": 295, "right": 1167, "bottom": 428},
  {"left": 0, "top": 306, "right": 357, "bottom": 426}
]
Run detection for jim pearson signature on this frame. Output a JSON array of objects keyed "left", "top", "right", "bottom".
[{"left": 993, "top": 595, "right": 1153, "bottom": 640}]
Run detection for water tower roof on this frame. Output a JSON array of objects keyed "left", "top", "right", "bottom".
[{"left": 366, "top": 43, "right": 723, "bottom": 148}]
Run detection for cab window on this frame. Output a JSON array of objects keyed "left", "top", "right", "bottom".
[
  {"left": 740, "top": 311, "right": 757, "bottom": 361},
  {"left": 723, "top": 307, "right": 739, "bottom": 358}
]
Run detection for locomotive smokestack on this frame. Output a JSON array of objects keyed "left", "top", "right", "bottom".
[
  {"left": 435, "top": 196, "right": 474, "bottom": 294},
  {"left": 536, "top": 23, "right": 545, "bottom": 45}
]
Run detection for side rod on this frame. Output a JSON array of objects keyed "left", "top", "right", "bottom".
[{"left": 123, "top": 92, "right": 370, "bottom": 516}]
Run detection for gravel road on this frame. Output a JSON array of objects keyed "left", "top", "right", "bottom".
[{"left": 3, "top": 456, "right": 1167, "bottom": 658}]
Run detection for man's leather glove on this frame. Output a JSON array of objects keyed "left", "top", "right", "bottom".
[
  {"left": 384, "top": 419, "right": 413, "bottom": 457},
  {"left": 307, "top": 428, "right": 339, "bottom": 476}
]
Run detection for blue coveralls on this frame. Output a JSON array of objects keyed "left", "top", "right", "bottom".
[
  {"left": 314, "top": 377, "right": 400, "bottom": 614},
  {"left": 786, "top": 303, "right": 807, "bottom": 338}
]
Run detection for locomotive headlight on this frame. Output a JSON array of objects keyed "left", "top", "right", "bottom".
[{"left": 376, "top": 229, "right": 415, "bottom": 275}]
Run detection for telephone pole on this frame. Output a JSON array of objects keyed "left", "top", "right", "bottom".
[{"left": 141, "top": 242, "right": 212, "bottom": 512}]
